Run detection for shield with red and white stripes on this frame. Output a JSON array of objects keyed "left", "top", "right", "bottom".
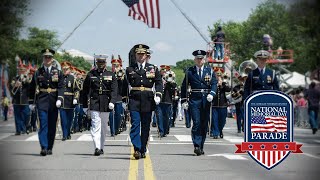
[
  {"left": 237, "top": 90, "right": 302, "bottom": 170},
  {"left": 248, "top": 150, "right": 290, "bottom": 169}
]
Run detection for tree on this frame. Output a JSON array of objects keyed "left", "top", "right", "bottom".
[
  {"left": 175, "top": 59, "right": 194, "bottom": 71},
  {"left": 54, "top": 52, "right": 92, "bottom": 71},
  {"left": 208, "top": 0, "right": 320, "bottom": 74}
]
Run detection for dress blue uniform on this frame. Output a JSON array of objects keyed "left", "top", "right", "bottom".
[
  {"left": 243, "top": 50, "right": 279, "bottom": 100},
  {"left": 122, "top": 44, "right": 163, "bottom": 159},
  {"left": 157, "top": 73, "right": 176, "bottom": 137},
  {"left": 109, "top": 59, "right": 125, "bottom": 136},
  {"left": 181, "top": 50, "right": 217, "bottom": 155},
  {"left": 29, "top": 48, "right": 64, "bottom": 156},
  {"left": 210, "top": 70, "right": 231, "bottom": 138},
  {"left": 10, "top": 65, "right": 30, "bottom": 135},
  {"left": 58, "top": 62, "right": 80, "bottom": 140}
]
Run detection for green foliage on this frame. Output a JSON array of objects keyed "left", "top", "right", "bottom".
[
  {"left": 54, "top": 52, "right": 92, "bottom": 71},
  {"left": 170, "top": 66, "right": 184, "bottom": 87},
  {"left": 175, "top": 59, "right": 194, "bottom": 71},
  {"left": 208, "top": 0, "right": 320, "bottom": 73}
]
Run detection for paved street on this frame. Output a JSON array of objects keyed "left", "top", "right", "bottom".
[{"left": 0, "top": 117, "right": 319, "bottom": 180}]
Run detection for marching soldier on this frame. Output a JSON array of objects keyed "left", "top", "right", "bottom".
[
  {"left": 59, "top": 62, "right": 79, "bottom": 141},
  {"left": 181, "top": 50, "right": 217, "bottom": 156},
  {"left": 231, "top": 74, "right": 247, "bottom": 133},
  {"left": 243, "top": 50, "right": 279, "bottom": 100},
  {"left": 210, "top": 69, "right": 231, "bottom": 139},
  {"left": 29, "top": 48, "right": 64, "bottom": 156},
  {"left": 81, "top": 54, "right": 117, "bottom": 156},
  {"left": 109, "top": 56, "right": 125, "bottom": 136},
  {"left": 10, "top": 63, "right": 30, "bottom": 135},
  {"left": 26, "top": 64, "right": 38, "bottom": 132},
  {"left": 72, "top": 68, "right": 84, "bottom": 133},
  {"left": 158, "top": 65, "right": 177, "bottom": 137},
  {"left": 122, "top": 44, "right": 163, "bottom": 159}
]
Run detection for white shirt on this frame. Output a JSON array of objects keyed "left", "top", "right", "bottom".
[
  {"left": 258, "top": 67, "right": 265, "bottom": 75},
  {"left": 137, "top": 61, "right": 146, "bottom": 70},
  {"left": 45, "top": 65, "right": 52, "bottom": 74},
  {"left": 196, "top": 66, "right": 203, "bottom": 77}
]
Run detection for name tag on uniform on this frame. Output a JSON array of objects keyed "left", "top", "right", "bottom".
[
  {"left": 68, "top": 81, "right": 71, "bottom": 87},
  {"left": 103, "top": 76, "right": 112, "bottom": 81},
  {"left": 253, "top": 76, "right": 259, "bottom": 79}
]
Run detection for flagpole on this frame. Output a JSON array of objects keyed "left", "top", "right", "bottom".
[{"left": 169, "top": 0, "right": 211, "bottom": 44}]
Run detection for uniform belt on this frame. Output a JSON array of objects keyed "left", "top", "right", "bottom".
[
  {"left": 39, "top": 88, "right": 57, "bottom": 93},
  {"left": 64, "top": 92, "right": 74, "bottom": 96},
  {"left": 131, "top": 87, "right": 153, "bottom": 91},
  {"left": 190, "top": 89, "right": 210, "bottom": 93},
  {"left": 94, "top": 89, "right": 110, "bottom": 95}
]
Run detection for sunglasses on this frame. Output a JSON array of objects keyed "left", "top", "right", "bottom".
[{"left": 44, "top": 55, "right": 53, "bottom": 59}]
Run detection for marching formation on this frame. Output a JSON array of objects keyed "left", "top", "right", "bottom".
[{"left": 9, "top": 43, "right": 279, "bottom": 158}]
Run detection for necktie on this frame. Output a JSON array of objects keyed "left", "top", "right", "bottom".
[
  {"left": 46, "top": 68, "right": 49, "bottom": 75},
  {"left": 140, "top": 64, "right": 143, "bottom": 71},
  {"left": 199, "top": 68, "right": 202, "bottom": 79},
  {"left": 260, "top": 69, "right": 263, "bottom": 75}
]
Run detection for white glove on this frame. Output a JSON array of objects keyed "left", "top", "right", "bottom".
[
  {"left": 56, "top": 100, "right": 62, "bottom": 108},
  {"left": 175, "top": 96, "right": 179, "bottom": 100},
  {"left": 154, "top": 96, "right": 161, "bottom": 105},
  {"left": 29, "top": 104, "right": 35, "bottom": 111},
  {"left": 108, "top": 103, "right": 114, "bottom": 110},
  {"left": 83, "top": 108, "right": 88, "bottom": 115},
  {"left": 73, "top": 99, "right": 78, "bottom": 105},
  {"left": 122, "top": 103, "right": 127, "bottom": 109},
  {"left": 207, "top": 94, "right": 213, "bottom": 102},
  {"left": 182, "top": 102, "right": 189, "bottom": 110}
]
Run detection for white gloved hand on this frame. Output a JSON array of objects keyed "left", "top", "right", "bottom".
[
  {"left": 108, "top": 103, "right": 114, "bottom": 110},
  {"left": 83, "top": 108, "right": 88, "bottom": 115},
  {"left": 73, "top": 99, "right": 78, "bottom": 105},
  {"left": 56, "top": 100, "right": 62, "bottom": 108},
  {"left": 175, "top": 96, "right": 179, "bottom": 100},
  {"left": 122, "top": 103, "right": 127, "bottom": 109},
  {"left": 29, "top": 104, "right": 35, "bottom": 111},
  {"left": 182, "top": 102, "right": 189, "bottom": 110},
  {"left": 207, "top": 94, "right": 213, "bottom": 102},
  {"left": 154, "top": 96, "right": 161, "bottom": 105}
]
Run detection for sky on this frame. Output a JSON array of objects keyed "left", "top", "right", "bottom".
[{"left": 22, "top": 0, "right": 276, "bottom": 67}]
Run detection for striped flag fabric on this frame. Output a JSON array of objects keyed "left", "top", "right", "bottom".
[
  {"left": 122, "top": 0, "right": 161, "bottom": 28},
  {"left": 251, "top": 116, "right": 287, "bottom": 133},
  {"left": 249, "top": 150, "right": 289, "bottom": 169}
]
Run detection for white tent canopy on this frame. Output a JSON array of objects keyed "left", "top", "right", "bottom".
[{"left": 280, "top": 71, "right": 318, "bottom": 89}]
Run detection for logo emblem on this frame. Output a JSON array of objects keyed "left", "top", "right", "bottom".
[{"left": 235, "top": 91, "right": 302, "bottom": 170}]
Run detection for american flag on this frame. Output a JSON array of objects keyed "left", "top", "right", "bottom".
[
  {"left": 122, "top": 0, "right": 161, "bottom": 28},
  {"left": 251, "top": 116, "right": 287, "bottom": 133}
]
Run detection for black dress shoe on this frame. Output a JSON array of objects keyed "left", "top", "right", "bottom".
[
  {"left": 312, "top": 128, "right": 317, "bottom": 134},
  {"left": 194, "top": 147, "right": 201, "bottom": 156},
  {"left": 141, "top": 152, "right": 146, "bottom": 158},
  {"left": 213, "top": 136, "right": 218, "bottom": 139},
  {"left": 94, "top": 148, "right": 101, "bottom": 156},
  {"left": 133, "top": 151, "right": 141, "bottom": 159},
  {"left": 237, "top": 130, "right": 241, "bottom": 133},
  {"left": 40, "top": 149, "right": 47, "bottom": 156},
  {"left": 15, "top": 132, "right": 21, "bottom": 136},
  {"left": 220, "top": 131, "right": 224, "bottom": 138},
  {"left": 100, "top": 149, "right": 104, "bottom": 154},
  {"left": 201, "top": 149, "right": 205, "bottom": 155},
  {"left": 152, "top": 123, "right": 157, "bottom": 127},
  {"left": 62, "top": 137, "right": 66, "bottom": 141},
  {"left": 67, "top": 135, "right": 71, "bottom": 139},
  {"left": 47, "top": 149, "right": 52, "bottom": 155}
]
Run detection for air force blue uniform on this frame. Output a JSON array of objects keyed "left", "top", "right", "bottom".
[
  {"left": 243, "top": 68, "right": 279, "bottom": 100},
  {"left": 181, "top": 65, "right": 217, "bottom": 152}
]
